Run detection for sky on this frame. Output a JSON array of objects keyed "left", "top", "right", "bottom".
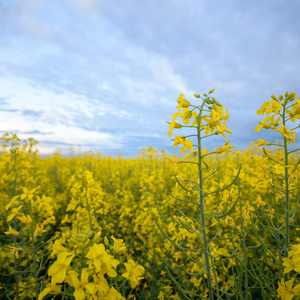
[{"left": 0, "top": 0, "right": 299, "bottom": 156}]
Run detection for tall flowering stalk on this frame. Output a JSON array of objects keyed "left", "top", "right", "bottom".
[
  {"left": 255, "top": 92, "right": 300, "bottom": 298},
  {"left": 157, "top": 90, "right": 241, "bottom": 299}
]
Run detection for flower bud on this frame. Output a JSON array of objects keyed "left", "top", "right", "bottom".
[
  {"left": 209, "top": 88, "right": 215, "bottom": 94},
  {"left": 278, "top": 95, "right": 283, "bottom": 100},
  {"left": 271, "top": 95, "right": 277, "bottom": 101},
  {"left": 213, "top": 104, "right": 218, "bottom": 111},
  {"left": 285, "top": 91, "right": 289, "bottom": 98},
  {"left": 194, "top": 93, "right": 200, "bottom": 98},
  {"left": 288, "top": 92, "right": 296, "bottom": 101}
]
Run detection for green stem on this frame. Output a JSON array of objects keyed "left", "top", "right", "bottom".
[
  {"left": 197, "top": 101, "right": 214, "bottom": 299},
  {"left": 282, "top": 103, "right": 290, "bottom": 279}
]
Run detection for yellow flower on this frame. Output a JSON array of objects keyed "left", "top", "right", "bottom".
[
  {"left": 277, "top": 278, "right": 300, "bottom": 300},
  {"left": 286, "top": 99, "right": 300, "bottom": 122},
  {"left": 9, "top": 246, "right": 23, "bottom": 259},
  {"left": 180, "top": 138, "right": 194, "bottom": 155},
  {"left": 257, "top": 139, "right": 272, "bottom": 147},
  {"left": 172, "top": 135, "right": 185, "bottom": 148},
  {"left": 51, "top": 240, "right": 69, "bottom": 258},
  {"left": 275, "top": 124, "right": 296, "bottom": 145},
  {"left": 34, "top": 223, "right": 47, "bottom": 237},
  {"left": 17, "top": 214, "right": 33, "bottom": 225},
  {"left": 122, "top": 259, "right": 145, "bottom": 289},
  {"left": 48, "top": 252, "right": 75, "bottom": 285},
  {"left": 111, "top": 235, "right": 126, "bottom": 254},
  {"left": 176, "top": 93, "right": 190, "bottom": 110},
  {"left": 283, "top": 257, "right": 300, "bottom": 274},
  {"left": 4, "top": 225, "right": 19, "bottom": 236},
  {"left": 38, "top": 282, "right": 61, "bottom": 300},
  {"left": 103, "top": 287, "right": 124, "bottom": 300},
  {"left": 167, "top": 121, "right": 182, "bottom": 137},
  {"left": 20, "top": 186, "right": 39, "bottom": 201},
  {"left": 180, "top": 109, "right": 198, "bottom": 126},
  {"left": 7, "top": 206, "right": 22, "bottom": 222},
  {"left": 215, "top": 120, "right": 232, "bottom": 142},
  {"left": 86, "top": 243, "right": 119, "bottom": 277},
  {"left": 69, "top": 269, "right": 89, "bottom": 300},
  {"left": 255, "top": 115, "right": 281, "bottom": 132},
  {"left": 216, "top": 142, "right": 235, "bottom": 154}
]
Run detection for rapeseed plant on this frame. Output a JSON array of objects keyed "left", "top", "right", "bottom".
[{"left": 0, "top": 91, "right": 299, "bottom": 299}]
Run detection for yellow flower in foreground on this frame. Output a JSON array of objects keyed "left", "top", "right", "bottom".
[
  {"left": 69, "top": 269, "right": 89, "bottom": 300},
  {"left": 51, "top": 240, "right": 69, "bottom": 258},
  {"left": 86, "top": 243, "right": 119, "bottom": 277},
  {"left": 283, "top": 257, "right": 300, "bottom": 274},
  {"left": 216, "top": 142, "right": 235, "bottom": 154},
  {"left": 122, "top": 259, "right": 145, "bottom": 289},
  {"left": 277, "top": 278, "right": 300, "bottom": 300},
  {"left": 48, "top": 252, "right": 75, "bottom": 285},
  {"left": 257, "top": 139, "right": 272, "bottom": 147},
  {"left": 167, "top": 121, "right": 182, "bottom": 137},
  {"left": 103, "top": 287, "right": 124, "bottom": 300},
  {"left": 180, "top": 138, "right": 194, "bottom": 155},
  {"left": 4, "top": 226, "right": 19, "bottom": 236},
  {"left": 38, "top": 282, "right": 61, "bottom": 300},
  {"left": 275, "top": 124, "right": 296, "bottom": 145},
  {"left": 176, "top": 93, "right": 190, "bottom": 110}
]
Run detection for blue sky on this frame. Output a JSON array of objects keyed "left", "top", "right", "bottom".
[{"left": 0, "top": 0, "right": 299, "bottom": 156}]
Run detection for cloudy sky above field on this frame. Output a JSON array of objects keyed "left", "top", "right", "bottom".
[{"left": 0, "top": 0, "right": 300, "bottom": 156}]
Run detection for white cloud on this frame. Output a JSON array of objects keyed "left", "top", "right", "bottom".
[{"left": 0, "top": 109, "right": 120, "bottom": 154}]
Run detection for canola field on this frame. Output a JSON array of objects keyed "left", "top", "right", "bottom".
[{"left": 0, "top": 91, "right": 300, "bottom": 300}]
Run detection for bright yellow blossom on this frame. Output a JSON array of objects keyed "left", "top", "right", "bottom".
[
  {"left": 4, "top": 225, "right": 19, "bottom": 236},
  {"left": 122, "top": 259, "right": 145, "bottom": 289},
  {"left": 257, "top": 139, "right": 272, "bottom": 147},
  {"left": 277, "top": 278, "right": 300, "bottom": 300},
  {"left": 168, "top": 121, "right": 182, "bottom": 137},
  {"left": 48, "top": 252, "right": 75, "bottom": 285},
  {"left": 216, "top": 142, "right": 235, "bottom": 154},
  {"left": 38, "top": 282, "right": 61, "bottom": 300},
  {"left": 69, "top": 269, "right": 90, "bottom": 300}
]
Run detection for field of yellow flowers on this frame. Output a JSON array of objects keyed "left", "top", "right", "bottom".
[{"left": 0, "top": 91, "right": 300, "bottom": 300}]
